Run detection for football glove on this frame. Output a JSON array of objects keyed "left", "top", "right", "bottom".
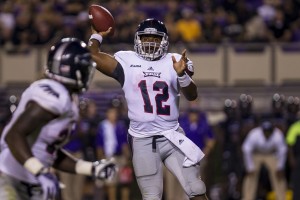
[
  {"left": 36, "top": 168, "right": 59, "bottom": 200},
  {"left": 92, "top": 158, "right": 117, "bottom": 180}
]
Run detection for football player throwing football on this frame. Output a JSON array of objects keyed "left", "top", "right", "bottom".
[
  {"left": 88, "top": 19, "right": 208, "bottom": 200},
  {"left": 0, "top": 38, "right": 116, "bottom": 200}
]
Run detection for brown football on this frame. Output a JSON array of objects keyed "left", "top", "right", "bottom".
[{"left": 88, "top": 4, "right": 115, "bottom": 36}]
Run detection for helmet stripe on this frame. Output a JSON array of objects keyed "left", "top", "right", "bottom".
[{"left": 52, "top": 43, "right": 69, "bottom": 74}]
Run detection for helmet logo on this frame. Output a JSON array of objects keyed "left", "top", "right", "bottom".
[{"left": 144, "top": 28, "right": 157, "bottom": 32}]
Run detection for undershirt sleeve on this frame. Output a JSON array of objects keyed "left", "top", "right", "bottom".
[{"left": 111, "top": 62, "right": 125, "bottom": 87}]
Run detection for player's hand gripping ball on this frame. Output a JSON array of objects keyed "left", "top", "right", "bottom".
[{"left": 88, "top": 4, "right": 115, "bottom": 36}]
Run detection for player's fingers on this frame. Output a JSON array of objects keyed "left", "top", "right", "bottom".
[
  {"left": 101, "top": 27, "right": 112, "bottom": 36},
  {"left": 181, "top": 49, "right": 187, "bottom": 62},
  {"left": 181, "top": 49, "right": 186, "bottom": 57},
  {"left": 105, "top": 27, "right": 112, "bottom": 34},
  {"left": 172, "top": 55, "right": 176, "bottom": 63},
  {"left": 91, "top": 26, "right": 97, "bottom": 34}
]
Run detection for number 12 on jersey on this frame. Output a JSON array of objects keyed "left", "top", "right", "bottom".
[{"left": 138, "top": 80, "right": 170, "bottom": 115}]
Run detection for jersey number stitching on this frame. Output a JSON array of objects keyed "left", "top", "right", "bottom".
[{"left": 138, "top": 80, "right": 170, "bottom": 116}]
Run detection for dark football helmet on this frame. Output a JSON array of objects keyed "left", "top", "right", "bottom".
[
  {"left": 134, "top": 18, "right": 169, "bottom": 61},
  {"left": 261, "top": 119, "right": 274, "bottom": 134},
  {"left": 45, "top": 38, "right": 95, "bottom": 93}
]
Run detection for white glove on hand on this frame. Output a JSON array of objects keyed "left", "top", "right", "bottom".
[
  {"left": 92, "top": 158, "right": 117, "bottom": 180},
  {"left": 36, "top": 169, "right": 59, "bottom": 200}
]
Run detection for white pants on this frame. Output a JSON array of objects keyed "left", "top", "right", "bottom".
[{"left": 129, "top": 134, "right": 206, "bottom": 200}]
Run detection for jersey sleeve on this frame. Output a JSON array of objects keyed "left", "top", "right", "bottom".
[
  {"left": 114, "top": 51, "right": 127, "bottom": 67},
  {"left": 29, "top": 83, "right": 67, "bottom": 115}
]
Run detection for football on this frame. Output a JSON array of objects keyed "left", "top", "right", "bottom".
[{"left": 88, "top": 4, "right": 115, "bottom": 36}]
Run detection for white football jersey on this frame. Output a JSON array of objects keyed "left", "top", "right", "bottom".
[
  {"left": 115, "top": 51, "right": 186, "bottom": 137},
  {"left": 0, "top": 79, "right": 79, "bottom": 184}
]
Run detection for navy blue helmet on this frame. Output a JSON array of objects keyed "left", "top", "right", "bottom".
[{"left": 45, "top": 38, "right": 95, "bottom": 93}]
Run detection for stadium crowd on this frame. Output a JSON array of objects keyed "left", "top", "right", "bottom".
[{"left": 1, "top": 0, "right": 300, "bottom": 53}]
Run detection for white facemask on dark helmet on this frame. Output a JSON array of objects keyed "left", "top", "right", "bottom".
[
  {"left": 134, "top": 18, "right": 169, "bottom": 61},
  {"left": 45, "top": 38, "right": 95, "bottom": 93}
]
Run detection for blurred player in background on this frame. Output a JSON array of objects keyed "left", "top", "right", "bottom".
[
  {"left": 88, "top": 18, "right": 208, "bottom": 200},
  {"left": 286, "top": 96, "right": 300, "bottom": 128},
  {"left": 0, "top": 38, "right": 116, "bottom": 200},
  {"left": 218, "top": 99, "right": 243, "bottom": 199},
  {"left": 241, "top": 118, "right": 287, "bottom": 200},
  {"left": 271, "top": 93, "right": 287, "bottom": 132},
  {"left": 238, "top": 94, "right": 257, "bottom": 143}
]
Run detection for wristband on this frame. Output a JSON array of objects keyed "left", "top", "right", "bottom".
[
  {"left": 89, "top": 33, "right": 103, "bottom": 44},
  {"left": 24, "top": 157, "right": 44, "bottom": 175},
  {"left": 75, "top": 160, "right": 93, "bottom": 176},
  {"left": 178, "top": 73, "right": 192, "bottom": 87}
]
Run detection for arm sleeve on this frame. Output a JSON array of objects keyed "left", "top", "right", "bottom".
[{"left": 111, "top": 62, "right": 125, "bottom": 87}]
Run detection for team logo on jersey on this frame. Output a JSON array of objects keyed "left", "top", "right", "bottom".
[
  {"left": 179, "top": 139, "right": 184, "bottom": 145},
  {"left": 130, "top": 64, "right": 141, "bottom": 68},
  {"left": 147, "top": 67, "right": 154, "bottom": 71},
  {"left": 143, "top": 71, "right": 161, "bottom": 78}
]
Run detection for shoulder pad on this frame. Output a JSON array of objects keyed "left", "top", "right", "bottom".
[{"left": 29, "top": 80, "right": 70, "bottom": 115}]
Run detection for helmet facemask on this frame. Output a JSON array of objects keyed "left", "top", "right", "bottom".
[
  {"left": 73, "top": 53, "right": 95, "bottom": 92},
  {"left": 134, "top": 30, "right": 169, "bottom": 61}
]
